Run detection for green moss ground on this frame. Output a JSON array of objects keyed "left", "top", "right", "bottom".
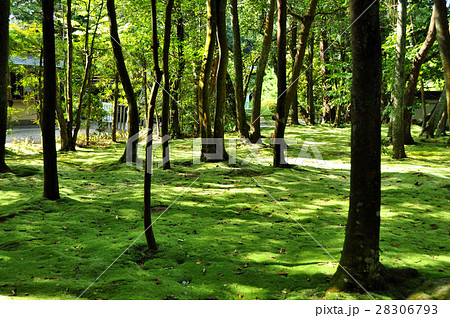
[{"left": 0, "top": 125, "right": 448, "bottom": 300}]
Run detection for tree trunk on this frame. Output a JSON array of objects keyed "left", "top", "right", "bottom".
[
  {"left": 55, "top": 74, "right": 69, "bottom": 149},
  {"left": 392, "top": 0, "right": 407, "bottom": 159},
  {"left": 290, "top": 21, "right": 300, "bottom": 125},
  {"left": 42, "top": 0, "right": 60, "bottom": 200},
  {"left": 230, "top": 0, "right": 249, "bottom": 139},
  {"left": 0, "top": 0, "right": 10, "bottom": 172},
  {"left": 403, "top": 6, "right": 437, "bottom": 145},
  {"left": 143, "top": 0, "right": 161, "bottom": 252},
  {"left": 420, "top": 89, "right": 446, "bottom": 138},
  {"left": 212, "top": 0, "right": 229, "bottom": 161},
  {"left": 273, "top": 0, "right": 288, "bottom": 167},
  {"left": 436, "top": 107, "right": 448, "bottom": 137},
  {"left": 330, "top": 0, "right": 386, "bottom": 291},
  {"left": 170, "top": 11, "right": 183, "bottom": 139},
  {"left": 107, "top": 0, "right": 140, "bottom": 164},
  {"left": 306, "top": 31, "right": 315, "bottom": 125},
  {"left": 284, "top": 0, "right": 318, "bottom": 118},
  {"left": 161, "top": 0, "right": 174, "bottom": 170},
  {"left": 434, "top": 0, "right": 450, "bottom": 144},
  {"left": 112, "top": 73, "right": 119, "bottom": 142},
  {"left": 199, "top": 0, "right": 217, "bottom": 161},
  {"left": 320, "top": 30, "right": 332, "bottom": 124},
  {"left": 250, "top": 0, "right": 276, "bottom": 142},
  {"left": 421, "top": 78, "right": 426, "bottom": 129},
  {"left": 64, "top": 0, "right": 75, "bottom": 151},
  {"left": 86, "top": 72, "right": 93, "bottom": 145}
]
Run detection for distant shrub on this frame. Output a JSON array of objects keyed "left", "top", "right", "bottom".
[{"left": 261, "top": 99, "right": 277, "bottom": 115}]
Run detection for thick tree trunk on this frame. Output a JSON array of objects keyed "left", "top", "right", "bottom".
[
  {"left": 436, "top": 107, "right": 448, "bottom": 137},
  {"left": 250, "top": 0, "right": 276, "bottom": 142},
  {"left": 434, "top": 0, "right": 450, "bottom": 144},
  {"left": 330, "top": 0, "right": 386, "bottom": 291},
  {"left": 403, "top": 7, "right": 436, "bottom": 145},
  {"left": 306, "top": 32, "right": 315, "bottom": 125},
  {"left": 143, "top": 0, "right": 161, "bottom": 251},
  {"left": 0, "top": 0, "right": 10, "bottom": 172},
  {"left": 420, "top": 89, "right": 446, "bottom": 138},
  {"left": 161, "top": 0, "right": 174, "bottom": 170},
  {"left": 273, "top": 0, "right": 288, "bottom": 167},
  {"left": 320, "top": 30, "right": 332, "bottom": 124},
  {"left": 112, "top": 73, "right": 119, "bottom": 142},
  {"left": 212, "top": 0, "right": 229, "bottom": 161},
  {"left": 107, "top": 0, "right": 140, "bottom": 164},
  {"left": 42, "top": 0, "right": 60, "bottom": 200},
  {"left": 392, "top": 0, "right": 407, "bottom": 159},
  {"left": 284, "top": 0, "right": 318, "bottom": 118},
  {"left": 230, "top": 0, "right": 249, "bottom": 139},
  {"left": 199, "top": 0, "right": 217, "bottom": 161}
]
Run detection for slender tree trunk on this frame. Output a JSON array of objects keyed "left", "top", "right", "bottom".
[
  {"left": 421, "top": 78, "right": 426, "bottom": 129},
  {"left": 0, "top": 0, "right": 10, "bottom": 172},
  {"left": 250, "top": 0, "right": 276, "bottom": 142},
  {"left": 330, "top": 0, "right": 386, "bottom": 291},
  {"left": 320, "top": 30, "right": 332, "bottom": 124},
  {"left": 86, "top": 72, "right": 93, "bottom": 145},
  {"left": 112, "top": 72, "right": 119, "bottom": 142},
  {"left": 306, "top": 31, "right": 315, "bottom": 125},
  {"left": 284, "top": 0, "right": 318, "bottom": 118},
  {"left": 420, "top": 89, "right": 446, "bottom": 138},
  {"left": 290, "top": 21, "right": 300, "bottom": 125},
  {"left": 273, "top": 0, "right": 288, "bottom": 167},
  {"left": 226, "top": 72, "right": 238, "bottom": 129},
  {"left": 42, "top": 0, "right": 60, "bottom": 200},
  {"left": 143, "top": 0, "right": 161, "bottom": 251},
  {"left": 55, "top": 74, "right": 68, "bottom": 149},
  {"left": 170, "top": 11, "right": 183, "bottom": 139},
  {"left": 212, "top": 0, "right": 229, "bottom": 161},
  {"left": 107, "top": 0, "right": 140, "bottom": 163},
  {"left": 434, "top": 0, "right": 450, "bottom": 144},
  {"left": 64, "top": 0, "right": 75, "bottom": 151},
  {"left": 199, "top": 0, "right": 217, "bottom": 161},
  {"left": 403, "top": 7, "right": 436, "bottom": 145},
  {"left": 392, "top": 0, "right": 407, "bottom": 159},
  {"left": 161, "top": 0, "right": 174, "bottom": 170},
  {"left": 230, "top": 0, "right": 249, "bottom": 139}
]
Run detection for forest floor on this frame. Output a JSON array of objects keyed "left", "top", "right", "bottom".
[{"left": 0, "top": 125, "right": 449, "bottom": 300}]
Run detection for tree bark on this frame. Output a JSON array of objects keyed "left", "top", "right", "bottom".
[
  {"left": 64, "top": 0, "right": 75, "bottom": 151},
  {"left": 392, "top": 0, "right": 407, "bottom": 159},
  {"left": 290, "top": 21, "right": 300, "bottom": 125},
  {"left": 403, "top": 6, "right": 437, "bottom": 145},
  {"left": 230, "top": 0, "right": 250, "bottom": 139},
  {"left": 330, "top": 0, "right": 386, "bottom": 291},
  {"left": 284, "top": 0, "right": 318, "bottom": 118},
  {"left": 170, "top": 10, "right": 183, "bottom": 139},
  {"left": 306, "top": 31, "right": 315, "bottom": 125},
  {"left": 0, "top": 0, "right": 10, "bottom": 172},
  {"left": 273, "top": 0, "right": 288, "bottom": 167},
  {"left": 112, "top": 72, "right": 119, "bottom": 142},
  {"left": 320, "top": 30, "right": 332, "bottom": 124},
  {"left": 420, "top": 89, "right": 446, "bottom": 138},
  {"left": 434, "top": 0, "right": 450, "bottom": 144},
  {"left": 42, "top": 0, "right": 60, "bottom": 200},
  {"left": 436, "top": 107, "right": 448, "bottom": 137},
  {"left": 161, "top": 0, "right": 174, "bottom": 170},
  {"left": 107, "top": 0, "right": 139, "bottom": 164},
  {"left": 212, "top": 0, "right": 229, "bottom": 161},
  {"left": 143, "top": 0, "right": 161, "bottom": 251},
  {"left": 199, "top": 0, "right": 217, "bottom": 161},
  {"left": 55, "top": 73, "right": 68, "bottom": 149}
]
